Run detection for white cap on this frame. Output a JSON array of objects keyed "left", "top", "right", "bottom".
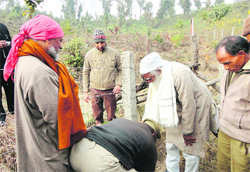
[{"left": 140, "top": 52, "right": 163, "bottom": 74}]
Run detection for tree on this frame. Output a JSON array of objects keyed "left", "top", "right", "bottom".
[
  {"left": 194, "top": 0, "right": 202, "bottom": 10},
  {"left": 24, "top": 0, "right": 44, "bottom": 19},
  {"left": 62, "top": 0, "right": 77, "bottom": 19},
  {"left": 178, "top": 0, "right": 191, "bottom": 15},
  {"left": 215, "top": 0, "right": 224, "bottom": 5},
  {"left": 157, "top": 0, "right": 175, "bottom": 19},
  {"left": 115, "top": 0, "right": 133, "bottom": 27},
  {"left": 136, "top": 0, "right": 145, "bottom": 21},
  {"left": 198, "top": 3, "right": 232, "bottom": 23},
  {"left": 5, "top": 0, "right": 15, "bottom": 12},
  {"left": 202, "top": 0, "right": 212, "bottom": 9},
  {"left": 143, "top": 1, "right": 153, "bottom": 26},
  {"left": 102, "top": 0, "right": 112, "bottom": 28},
  {"left": 77, "top": 3, "right": 83, "bottom": 21}
]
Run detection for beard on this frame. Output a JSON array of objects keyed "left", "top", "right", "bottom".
[
  {"left": 151, "top": 72, "right": 161, "bottom": 87},
  {"left": 48, "top": 46, "right": 59, "bottom": 61}
]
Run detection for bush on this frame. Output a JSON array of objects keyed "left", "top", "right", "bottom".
[
  {"left": 153, "top": 34, "right": 164, "bottom": 44},
  {"left": 62, "top": 37, "right": 88, "bottom": 68},
  {"left": 170, "top": 34, "right": 185, "bottom": 47}
]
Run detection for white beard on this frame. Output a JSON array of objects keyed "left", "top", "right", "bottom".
[{"left": 48, "top": 46, "right": 59, "bottom": 61}]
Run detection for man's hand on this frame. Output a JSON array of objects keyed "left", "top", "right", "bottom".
[
  {"left": 83, "top": 92, "right": 90, "bottom": 103},
  {"left": 183, "top": 134, "right": 196, "bottom": 146},
  {"left": 0, "top": 40, "right": 9, "bottom": 48},
  {"left": 113, "top": 85, "right": 121, "bottom": 94}
]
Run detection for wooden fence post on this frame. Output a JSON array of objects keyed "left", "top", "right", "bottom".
[
  {"left": 231, "top": 27, "right": 235, "bottom": 36},
  {"left": 121, "top": 51, "right": 137, "bottom": 121},
  {"left": 221, "top": 29, "right": 224, "bottom": 39},
  {"left": 213, "top": 28, "right": 216, "bottom": 40}
]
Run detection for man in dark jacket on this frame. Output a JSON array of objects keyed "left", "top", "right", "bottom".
[
  {"left": 0, "top": 23, "right": 14, "bottom": 126},
  {"left": 70, "top": 118, "right": 161, "bottom": 172}
]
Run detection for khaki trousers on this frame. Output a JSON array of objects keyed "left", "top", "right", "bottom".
[
  {"left": 217, "top": 130, "right": 250, "bottom": 172},
  {"left": 70, "top": 138, "right": 137, "bottom": 172}
]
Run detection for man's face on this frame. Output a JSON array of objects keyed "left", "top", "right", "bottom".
[
  {"left": 95, "top": 41, "right": 106, "bottom": 51},
  {"left": 47, "top": 37, "right": 63, "bottom": 61},
  {"left": 216, "top": 46, "right": 245, "bottom": 72},
  {"left": 142, "top": 70, "right": 161, "bottom": 83}
]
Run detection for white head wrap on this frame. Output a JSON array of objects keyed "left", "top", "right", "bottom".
[{"left": 140, "top": 52, "right": 163, "bottom": 74}]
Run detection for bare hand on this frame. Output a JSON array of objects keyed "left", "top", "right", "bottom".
[
  {"left": 0, "top": 40, "right": 9, "bottom": 48},
  {"left": 113, "top": 85, "right": 121, "bottom": 94},
  {"left": 183, "top": 134, "right": 196, "bottom": 146},
  {"left": 83, "top": 92, "right": 90, "bottom": 103}
]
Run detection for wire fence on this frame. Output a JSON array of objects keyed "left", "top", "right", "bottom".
[{"left": 0, "top": 65, "right": 142, "bottom": 157}]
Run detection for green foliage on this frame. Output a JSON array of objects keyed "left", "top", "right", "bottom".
[
  {"left": 61, "top": 19, "right": 75, "bottom": 36},
  {"left": 194, "top": 0, "right": 201, "bottom": 10},
  {"left": 179, "top": 0, "right": 191, "bottom": 15},
  {"left": 62, "top": 37, "right": 88, "bottom": 67},
  {"left": 143, "top": 2, "right": 154, "bottom": 26},
  {"left": 136, "top": 0, "right": 146, "bottom": 20},
  {"left": 62, "top": 0, "right": 77, "bottom": 19},
  {"left": 102, "top": 0, "right": 112, "bottom": 28},
  {"left": 117, "top": 0, "right": 133, "bottom": 27},
  {"left": 210, "top": 40, "right": 219, "bottom": 49},
  {"left": 198, "top": 3, "right": 232, "bottom": 23},
  {"left": 77, "top": 3, "right": 83, "bottom": 21},
  {"left": 8, "top": 4, "right": 23, "bottom": 20},
  {"left": 170, "top": 33, "right": 185, "bottom": 47},
  {"left": 174, "top": 19, "right": 184, "bottom": 33},
  {"left": 157, "top": 0, "right": 175, "bottom": 18},
  {"left": 153, "top": 34, "right": 164, "bottom": 44},
  {"left": 24, "top": 0, "right": 43, "bottom": 18}
]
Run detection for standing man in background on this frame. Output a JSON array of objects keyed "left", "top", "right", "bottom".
[
  {"left": 3, "top": 15, "right": 87, "bottom": 171},
  {"left": 140, "top": 52, "right": 218, "bottom": 172},
  {"left": 0, "top": 23, "right": 14, "bottom": 126},
  {"left": 83, "top": 28, "right": 122, "bottom": 125},
  {"left": 243, "top": 14, "right": 250, "bottom": 42},
  {"left": 215, "top": 36, "right": 250, "bottom": 172}
]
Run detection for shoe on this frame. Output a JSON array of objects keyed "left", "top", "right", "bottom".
[{"left": 0, "top": 121, "right": 5, "bottom": 127}]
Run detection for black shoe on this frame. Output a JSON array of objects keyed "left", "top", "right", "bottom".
[{"left": 0, "top": 121, "right": 5, "bottom": 127}]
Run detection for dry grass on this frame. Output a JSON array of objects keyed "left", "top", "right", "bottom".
[{"left": 0, "top": 114, "right": 16, "bottom": 172}]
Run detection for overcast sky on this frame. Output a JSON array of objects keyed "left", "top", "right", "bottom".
[{"left": 19, "top": 0, "right": 235, "bottom": 19}]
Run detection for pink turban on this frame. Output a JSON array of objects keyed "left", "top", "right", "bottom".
[{"left": 4, "top": 15, "right": 64, "bottom": 81}]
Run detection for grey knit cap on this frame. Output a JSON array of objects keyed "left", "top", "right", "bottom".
[{"left": 92, "top": 29, "right": 107, "bottom": 43}]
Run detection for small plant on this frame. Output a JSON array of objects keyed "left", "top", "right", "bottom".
[
  {"left": 61, "top": 19, "right": 75, "bottom": 36},
  {"left": 170, "top": 34, "right": 185, "bottom": 47},
  {"left": 153, "top": 34, "right": 164, "bottom": 44},
  {"left": 62, "top": 37, "right": 88, "bottom": 68}
]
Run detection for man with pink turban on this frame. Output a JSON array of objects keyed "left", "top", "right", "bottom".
[{"left": 4, "top": 15, "right": 87, "bottom": 171}]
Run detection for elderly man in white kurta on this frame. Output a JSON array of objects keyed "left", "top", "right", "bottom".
[{"left": 140, "top": 52, "right": 218, "bottom": 172}]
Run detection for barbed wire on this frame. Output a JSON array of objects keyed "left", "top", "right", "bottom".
[
  {"left": 0, "top": 64, "right": 143, "bottom": 156},
  {"left": 67, "top": 66, "right": 136, "bottom": 70},
  {"left": 0, "top": 111, "right": 14, "bottom": 116},
  {"left": 0, "top": 150, "right": 15, "bottom": 157}
]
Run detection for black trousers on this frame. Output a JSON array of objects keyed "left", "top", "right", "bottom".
[{"left": 0, "top": 70, "right": 14, "bottom": 121}]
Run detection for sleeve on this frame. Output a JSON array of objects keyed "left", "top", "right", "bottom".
[
  {"left": 83, "top": 52, "right": 91, "bottom": 92},
  {"left": 115, "top": 50, "right": 122, "bottom": 86},
  {"left": 174, "top": 70, "right": 196, "bottom": 134}
]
